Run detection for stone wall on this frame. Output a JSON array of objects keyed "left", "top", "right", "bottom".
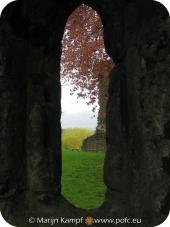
[
  {"left": 82, "top": 74, "right": 108, "bottom": 152},
  {"left": 96, "top": 74, "right": 109, "bottom": 133},
  {"left": 0, "top": 0, "right": 169, "bottom": 226},
  {"left": 82, "top": 132, "right": 106, "bottom": 152}
]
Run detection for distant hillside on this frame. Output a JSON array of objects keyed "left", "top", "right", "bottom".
[
  {"left": 61, "top": 111, "right": 97, "bottom": 130},
  {"left": 62, "top": 128, "right": 94, "bottom": 151}
]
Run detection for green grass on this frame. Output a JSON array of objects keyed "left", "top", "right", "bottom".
[
  {"left": 62, "top": 150, "right": 106, "bottom": 210},
  {"left": 62, "top": 128, "right": 94, "bottom": 151}
]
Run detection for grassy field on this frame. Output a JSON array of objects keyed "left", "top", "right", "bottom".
[{"left": 62, "top": 150, "right": 106, "bottom": 210}]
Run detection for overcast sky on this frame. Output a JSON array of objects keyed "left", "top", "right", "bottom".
[
  {"left": 61, "top": 85, "right": 97, "bottom": 114},
  {"left": 61, "top": 85, "right": 98, "bottom": 129}
]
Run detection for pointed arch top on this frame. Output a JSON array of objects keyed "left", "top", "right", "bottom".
[{"left": 0, "top": 0, "right": 169, "bottom": 64}]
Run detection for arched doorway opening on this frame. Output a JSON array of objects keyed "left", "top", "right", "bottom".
[{"left": 60, "top": 3, "right": 113, "bottom": 209}]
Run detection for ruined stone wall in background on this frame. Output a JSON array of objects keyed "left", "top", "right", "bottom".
[{"left": 82, "top": 75, "right": 108, "bottom": 152}]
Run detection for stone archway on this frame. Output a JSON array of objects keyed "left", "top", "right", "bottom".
[{"left": 0, "top": 0, "right": 170, "bottom": 226}]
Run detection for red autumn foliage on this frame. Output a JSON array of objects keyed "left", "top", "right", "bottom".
[{"left": 61, "top": 4, "right": 113, "bottom": 106}]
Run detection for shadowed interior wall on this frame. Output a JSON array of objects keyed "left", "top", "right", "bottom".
[{"left": 0, "top": 0, "right": 169, "bottom": 226}]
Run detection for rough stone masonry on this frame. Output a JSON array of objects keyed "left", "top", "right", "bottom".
[{"left": 0, "top": 0, "right": 170, "bottom": 226}]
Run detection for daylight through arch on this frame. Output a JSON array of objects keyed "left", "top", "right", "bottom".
[{"left": 60, "top": 4, "right": 112, "bottom": 209}]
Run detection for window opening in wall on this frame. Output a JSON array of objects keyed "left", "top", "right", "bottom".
[{"left": 60, "top": 4, "right": 113, "bottom": 209}]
